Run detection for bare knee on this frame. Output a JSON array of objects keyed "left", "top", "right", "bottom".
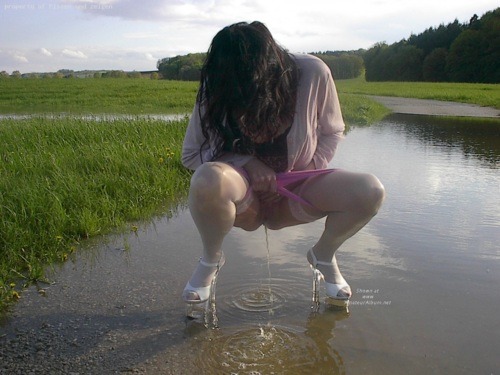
[
  {"left": 359, "top": 173, "right": 385, "bottom": 216},
  {"left": 189, "top": 162, "right": 227, "bottom": 205}
]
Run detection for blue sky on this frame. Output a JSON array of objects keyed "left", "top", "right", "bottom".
[{"left": 1, "top": 0, "right": 498, "bottom": 73}]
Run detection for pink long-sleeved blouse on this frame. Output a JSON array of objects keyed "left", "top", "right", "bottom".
[{"left": 181, "top": 53, "right": 345, "bottom": 171}]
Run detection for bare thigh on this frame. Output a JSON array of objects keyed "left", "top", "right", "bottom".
[
  {"left": 263, "top": 169, "right": 384, "bottom": 229},
  {"left": 299, "top": 169, "right": 385, "bottom": 214}
]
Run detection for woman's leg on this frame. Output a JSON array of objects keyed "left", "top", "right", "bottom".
[
  {"left": 304, "top": 171, "right": 385, "bottom": 295},
  {"left": 183, "top": 162, "right": 261, "bottom": 300},
  {"left": 265, "top": 170, "right": 385, "bottom": 297}
]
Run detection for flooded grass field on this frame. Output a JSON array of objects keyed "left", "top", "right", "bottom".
[{"left": 1, "top": 113, "right": 498, "bottom": 374}]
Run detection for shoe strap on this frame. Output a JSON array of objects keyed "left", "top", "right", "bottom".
[
  {"left": 309, "top": 249, "right": 333, "bottom": 267},
  {"left": 199, "top": 254, "right": 224, "bottom": 268}
]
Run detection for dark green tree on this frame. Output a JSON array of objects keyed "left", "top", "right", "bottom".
[
  {"left": 423, "top": 48, "right": 448, "bottom": 81},
  {"left": 316, "top": 53, "right": 364, "bottom": 79},
  {"left": 474, "top": 8, "right": 500, "bottom": 83},
  {"left": 157, "top": 53, "right": 205, "bottom": 81},
  {"left": 408, "top": 20, "right": 464, "bottom": 55},
  {"left": 364, "top": 7, "right": 499, "bottom": 82},
  {"left": 363, "top": 42, "right": 391, "bottom": 81},
  {"left": 387, "top": 44, "right": 423, "bottom": 81},
  {"left": 446, "top": 30, "right": 485, "bottom": 82},
  {"left": 364, "top": 42, "right": 423, "bottom": 81}
]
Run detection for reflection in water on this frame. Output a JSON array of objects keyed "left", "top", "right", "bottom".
[
  {"left": 304, "top": 309, "right": 350, "bottom": 373},
  {"left": 189, "top": 309, "right": 349, "bottom": 374},
  {"left": 385, "top": 114, "right": 500, "bottom": 167}
]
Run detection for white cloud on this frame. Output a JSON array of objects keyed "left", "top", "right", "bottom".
[
  {"left": 123, "top": 32, "right": 160, "bottom": 39},
  {"left": 63, "top": 0, "right": 251, "bottom": 23},
  {"left": 145, "top": 52, "right": 157, "bottom": 61},
  {"left": 2, "top": 0, "right": 497, "bottom": 73},
  {"left": 61, "top": 0, "right": 118, "bottom": 7},
  {"left": 62, "top": 49, "right": 88, "bottom": 59},
  {"left": 40, "top": 48, "right": 53, "bottom": 57},
  {"left": 1, "top": 46, "right": 167, "bottom": 72},
  {"left": 13, "top": 54, "right": 29, "bottom": 63}
]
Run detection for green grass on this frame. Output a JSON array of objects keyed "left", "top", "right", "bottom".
[
  {"left": 0, "top": 77, "right": 391, "bottom": 125},
  {"left": 336, "top": 76, "right": 500, "bottom": 109},
  {"left": 2, "top": 76, "right": 496, "bottom": 123},
  {"left": 338, "top": 93, "right": 391, "bottom": 126},
  {"left": 0, "top": 116, "right": 191, "bottom": 309},
  {"left": 0, "top": 78, "right": 199, "bottom": 114}
]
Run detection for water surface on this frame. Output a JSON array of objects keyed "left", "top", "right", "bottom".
[{"left": 1, "top": 114, "right": 499, "bottom": 374}]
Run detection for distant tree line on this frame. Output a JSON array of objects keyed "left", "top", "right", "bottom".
[
  {"left": 156, "top": 7, "right": 498, "bottom": 84},
  {"left": 312, "top": 51, "right": 364, "bottom": 79},
  {"left": 363, "top": 8, "right": 499, "bottom": 83},
  {"left": 156, "top": 51, "right": 364, "bottom": 81},
  {"left": 0, "top": 69, "right": 159, "bottom": 79}
]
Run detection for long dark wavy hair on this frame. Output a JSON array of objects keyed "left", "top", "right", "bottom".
[{"left": 197, "top": 21, "right": 299, "bottom": 159}]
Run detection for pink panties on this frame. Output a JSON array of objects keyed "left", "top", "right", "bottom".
[{"left": 235, "top": 167, "right": 336, "bottom": 222}]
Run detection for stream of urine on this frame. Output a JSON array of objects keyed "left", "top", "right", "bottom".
[{"left": 264, "top": 226, "right": 274, "bottom": 316}]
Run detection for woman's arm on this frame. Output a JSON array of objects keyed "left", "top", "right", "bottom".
[
  {"left": 312, "top": 68, "right": 345, "bottom": 169},
  {"left": 181, "top": 103, "right": 254, "bottom": 170},
  {"left": 181, "top": 104, "right": 212, "bottom": 170}
]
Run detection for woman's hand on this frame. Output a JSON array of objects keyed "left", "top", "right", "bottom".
[{"left": 243, "top": 158, "right": 277, "bottom": 193}]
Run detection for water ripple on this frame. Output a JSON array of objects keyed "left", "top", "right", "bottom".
[
  {"left": 196, "top": 323, "right": 346, "bottom": 374},
  {"left": 217, "top": 276, "right": 310, "bottom": 321}
]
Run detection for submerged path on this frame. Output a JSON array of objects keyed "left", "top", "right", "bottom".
[{"left": 369, "top": 95, "right": 500, "bottom": 118}]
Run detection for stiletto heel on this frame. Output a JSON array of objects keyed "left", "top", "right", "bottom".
[
  {"left": 307, "top": 249, "right": 350, "bottom": 309},
  {"left": 311, "top": 267, "right": 322, "bottom": 311},
  {"left": 183, "top": 254, "right": 225, "bottom": 319}
]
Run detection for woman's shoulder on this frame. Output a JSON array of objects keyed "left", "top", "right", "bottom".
[{"left": 290, "top": 53, "right": 331, "bottom": 78}]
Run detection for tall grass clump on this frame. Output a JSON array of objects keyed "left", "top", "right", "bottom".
[
  {"left": 338, "top": 93, "right": 391, "bottom": 126},
  {"left": 0, "top": 116, "right": 192, "bottom": 308}
]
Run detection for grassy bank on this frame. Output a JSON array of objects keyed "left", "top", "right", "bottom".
[
  {"left": 0, "top": 116, "right": 191, "bottom": 309},
  {"left": 336, "top": 76, "right": 500, "bottom": 109},
  {"left": 0, "top": 77, "right": 389, "bottom": 125},
  {"left": 1, "top": 76, "right": 497, "bottom": 121},
  {"left": 338, "top": 93, "right": 390, "bottom": 125},
  {"left": 0, "top": 78, "right": 198, "bottom": 114}
]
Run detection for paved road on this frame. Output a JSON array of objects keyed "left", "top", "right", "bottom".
[{"left": 369, "top": 95, "right": 500, "bottom": 118}]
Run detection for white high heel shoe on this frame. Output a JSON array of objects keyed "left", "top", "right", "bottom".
[
  {"left": 182, "top": 255, "right": 225, "bottom": 304},
  {"left": 307, "top": 249, "right": 351, "bottom": 308}
]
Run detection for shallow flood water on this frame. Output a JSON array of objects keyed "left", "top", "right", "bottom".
[{"left": 1, "top": 114, "right": 499, "bottom": 374}]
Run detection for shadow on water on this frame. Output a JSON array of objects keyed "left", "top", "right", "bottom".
[
  {"left": 1, "top": 113, "right": 499, "bottom": 373},
  {"left": 384, "top": 113, "right": 500, "bottom": 167}
]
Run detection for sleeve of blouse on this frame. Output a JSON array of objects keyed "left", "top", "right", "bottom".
[
  {"left": 181, "top": 103, "right": 254, "bottom": 170},
  {"left": 312, "top": 67, "right": 346, "bottom": 169},
  {"left": 181, "top": 103, "right": 213, "bottom": 170}
]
